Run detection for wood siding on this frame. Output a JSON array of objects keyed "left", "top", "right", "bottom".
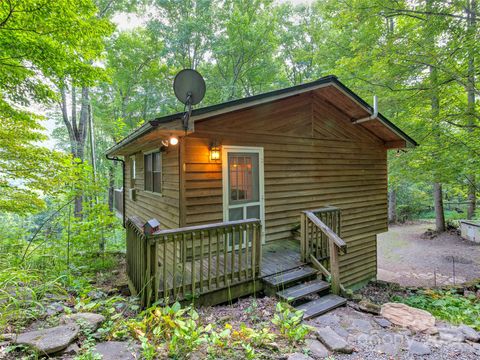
[
  {"left": 124, "top": 141, "right": 180, "bottom": 229},
  {"left": 182, "top": 92, "right": 388, "bottom": 286}
]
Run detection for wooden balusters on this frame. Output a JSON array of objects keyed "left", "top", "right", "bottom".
[{"left": 299, "top": 207, "right": 346, "bottom": 295}]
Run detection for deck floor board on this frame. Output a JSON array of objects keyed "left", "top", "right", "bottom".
[{"left": 157, "top": 239, "right": 303, "bottom": 299}]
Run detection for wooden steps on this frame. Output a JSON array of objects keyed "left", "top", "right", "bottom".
[
  {"left": 263, "top": 266, "right": 317, "bottom": 288},
  {"left": 262, "top": 265, "right": 346, "bottom": 318},
  {"left": 296, "top": 294, "right": 347, "bottom": 319},
  {"left": 277, "top": 279, "right": 330, "bottom": 302}
]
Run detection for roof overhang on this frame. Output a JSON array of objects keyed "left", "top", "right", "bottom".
[{"left": 106, "top": 75, "right": 417, "bottom": 156}]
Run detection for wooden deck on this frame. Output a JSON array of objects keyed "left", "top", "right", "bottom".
[
  {"left": 154, "top": 239, "right": 304, "bottom": 301},
  {"left": 126, "top": 208, "right": 345, "bottom": 307},
  {"left": 261, "top": 240, "right": 304, "bottom": 277}
]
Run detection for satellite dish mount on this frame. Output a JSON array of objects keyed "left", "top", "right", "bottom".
[{"left": 173, "top": 69, "right": 206, "bottom": 132}]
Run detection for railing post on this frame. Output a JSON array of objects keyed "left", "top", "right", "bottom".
[
  {"left": 300, "top": 212, "right": 306, "bottom": 262},
  {"left": 329, "top": 239, "right": 340, "bottom": 295}
]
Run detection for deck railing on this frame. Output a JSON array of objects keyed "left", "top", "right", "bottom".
[
  {"left": 126, "top": 217, "right": 262, "bottom": 307},
  {"left": 300, "top": 207, "right": 347, "bottom": 295},
  {"left": 113, "top": 188, "right": 123, "bottom": 217}
]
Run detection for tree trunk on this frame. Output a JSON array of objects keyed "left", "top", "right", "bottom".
[
  {"left": 388, "top": 188, "right": 397, "bottom": 223},
  {"left": 466, "top": 0, "right": 477, "bottom": 219},
  {"left": 434, "top": 182, "right": 446, "bottom": 232},
  {"left": 59, "top": 83, "right": 91, "bottom": 218}
]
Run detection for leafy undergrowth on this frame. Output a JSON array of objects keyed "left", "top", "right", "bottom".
[
  {"left": 394, "top": 289, "right": 480, "bottom": 330},
  {"left": 107, "top": 300, "right": 312, "bottom": 360},
  {"left": 0, "top": 252, "right": 125, "bottom": 334},
  {"left": 1, "top": 255, "right": 312, "bottom": 360}
]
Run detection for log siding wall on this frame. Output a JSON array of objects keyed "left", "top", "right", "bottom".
[
  {"left": 182, "top": 93, "right": 388, "bottom": 286},
  {"left": 124, "top": 142, "right": 180, "bottom": 229},
  {"left": 123, "top": 91, "right": 388, "bottom": 287}
]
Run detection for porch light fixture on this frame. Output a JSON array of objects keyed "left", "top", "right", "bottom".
[
  {"left": 210, "top": 141, "right": 220, "bottom": 161},
  {"left": 169, "top": 136, "right": 179, "bottom": 146}
]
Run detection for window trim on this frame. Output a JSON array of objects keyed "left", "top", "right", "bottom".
[
  {"left": 130, "top": 155, "right": 136, "bottom": 188},
  {"left": 143, "top": 150, "right": 162, "bottom": 194}
]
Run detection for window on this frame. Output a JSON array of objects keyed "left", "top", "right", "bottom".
[
  {"left": 228, "top": 154, "right": 259, "bottom": 204},
  {"left": 144, "top": 151, "right": 162, "bottom": 193},
  {"left": 130, "top": 155, "right": 136, "bottom": 187}
]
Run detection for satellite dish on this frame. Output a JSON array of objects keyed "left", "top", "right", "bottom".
[
  {"left": 173, "top": 69, "right": 206, "bottom": 131},
  {"left": 173, "top": 69, "right": 206, "bottom": 106}
]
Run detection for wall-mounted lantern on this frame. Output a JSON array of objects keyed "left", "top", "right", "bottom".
[{"left": 210, "top": 141, "right": 221, "bottom": 161}]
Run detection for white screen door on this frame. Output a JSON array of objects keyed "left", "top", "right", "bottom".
[{"left": 222, "top": 146, "right": 265, "bottom": 247}]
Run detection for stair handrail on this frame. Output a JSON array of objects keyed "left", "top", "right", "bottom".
[
  {"left": 300, "top": 208, "right": 347, "bottom": 295},
  {"left": 304, "top": 211, "right": 347, "bottom": 253}
]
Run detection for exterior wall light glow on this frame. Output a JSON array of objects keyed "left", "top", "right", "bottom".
[
  {"left": 169, "top": 136, "right": 179, "bottom": 146},
  {"left": 210, "top": 141, "right": 220, "bottom": 161}
]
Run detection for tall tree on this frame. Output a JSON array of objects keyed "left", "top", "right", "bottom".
[{"left": 0, "top": 0, "right": 110, "bottom": 214}]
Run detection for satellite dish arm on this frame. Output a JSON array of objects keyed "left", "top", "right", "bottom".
[{"left": 182, "top": 92, "right": 193, "bottom": 131}]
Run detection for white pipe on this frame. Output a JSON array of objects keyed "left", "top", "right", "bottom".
[{"left": 353, "top": 95, "right": 378, "bottom": 124}]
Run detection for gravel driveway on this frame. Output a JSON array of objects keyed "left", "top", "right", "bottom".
[{"left": 377, "top": 222, "right": 480, "bottom": 287}]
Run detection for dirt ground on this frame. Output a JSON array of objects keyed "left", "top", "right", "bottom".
[{"left": 377, "top": 222, "right": 480, "bottom": 287}]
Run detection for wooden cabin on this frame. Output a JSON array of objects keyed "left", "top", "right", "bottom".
[{"left": 107, "top": 75, "right": 416, "bottom": 311}]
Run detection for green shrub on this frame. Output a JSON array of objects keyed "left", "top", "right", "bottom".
[
  {"left": 271, "top": 302, "right": 312, "bottom": 344},
  {"left": 395, "top": 289, "right": 480, "bottom": 330}
]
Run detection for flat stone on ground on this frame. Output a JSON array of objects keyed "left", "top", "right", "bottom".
[
  {"left": 459, "top": 324, "right": 480, "bottom": 342},
  {"left": 15, "top": 324, "right": 80, "bottom": 355},
  {"left": 62, "top": 312, "right": 105, "bottom": 331},
  {"left": 315, "top": 326, "right": 353, "bottom": 354},
  {"left": 376, "top": 342, "right": 402, "bottom": 356},
  {"left": 408, "top": 340, "right": 431, "bottom": 355},
  {"left": 287, "top": 352, "right": 314, "bottom": 360},
  {"left": 92, "top": 341, "right": 139, "bottom": 360},
  {"left": 438, "top": 327, "right": 465, "bottom": 343},
  {"left": 374, "top": 317, "right": 392, "bottom": 328},
  {"left": 350, "top": 319, "right": 373, "bottom": 333},
  {"left": 304, "top": 338, "right": 329, "bottom": 358},
  {"left": 358, "top": 300, "right": 381, "bottom": 315},
  {"left": 313, "top": 313, "right": 340, "bottom": 327},
  {"left": 381, "top": 302, "right": 436, "bottom": 333}
]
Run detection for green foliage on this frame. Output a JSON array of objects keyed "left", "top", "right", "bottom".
[
  {"left": 0, "top": 0, "right": 112, "bottom": 213},
  {"left": 395, "top": 289, "right": 480, "bottom": 330},
  {"left": 0, "top": 268, "right": 66, "bottom": 332},
  {"left": 271, "top": 302, "right": 311, "bottom": 344}
]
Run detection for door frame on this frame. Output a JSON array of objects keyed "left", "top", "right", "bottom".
[{"left": 222, "top": 145, "right": 265, "bottom": 244}]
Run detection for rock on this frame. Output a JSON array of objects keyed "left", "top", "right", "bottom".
[
  {"left": 358, "top": 300, "right": 381, "bottom": 315},
  {"left": 287, "top": 353, "right": 314, "bottom": 360},
  {"left": 351, "top": 293, "right": 363, "bottom": 302},
  {"left": 438, "top": 327, "right": 465, "bottom": 343},
  {"left": 373, "top": 317, "right": 391, "bottom": 328},
  {"left": 376, "top": 342, "right": 401, "bottom": 356},
  {"left": 92, "top": 341, "right": 139, "bottom": 360},
  {"left": 0, "top": 334, "right": 14, "bottom": 342},
  {"left": 315, "top": 326, "right": 353, "bottom": 354},
  {"left": 381, "top": 302, "right": 436, "bottom": 333},
  {"left": 62, "top": 312, "right": 105, "bottom": 331},
  {"left": 459, "top": 324, "right": 480, "bottom": 342},
  {"left": 61, "top": 342, "right": 80, "bottom": 355},
  {"left": 305, "top": 339, "right": 329, "bottom": 358},
  {"left": 14, "top": 324, "right": 80, "bottom": 355},
  {"left": 87, "top": 290, "right": 106, "bottom": 300},
  {"left": 408, "top": 340, "right": 431, "bottom": 355},
  {"left": 330, "top": 325, "right": 350, "bottom": 338},
  {"left": 350, "top": 319, "right": 373, "bottom": 333},
  {"left": 312, "top": 313, "right": 339, "bottom": 327}
]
